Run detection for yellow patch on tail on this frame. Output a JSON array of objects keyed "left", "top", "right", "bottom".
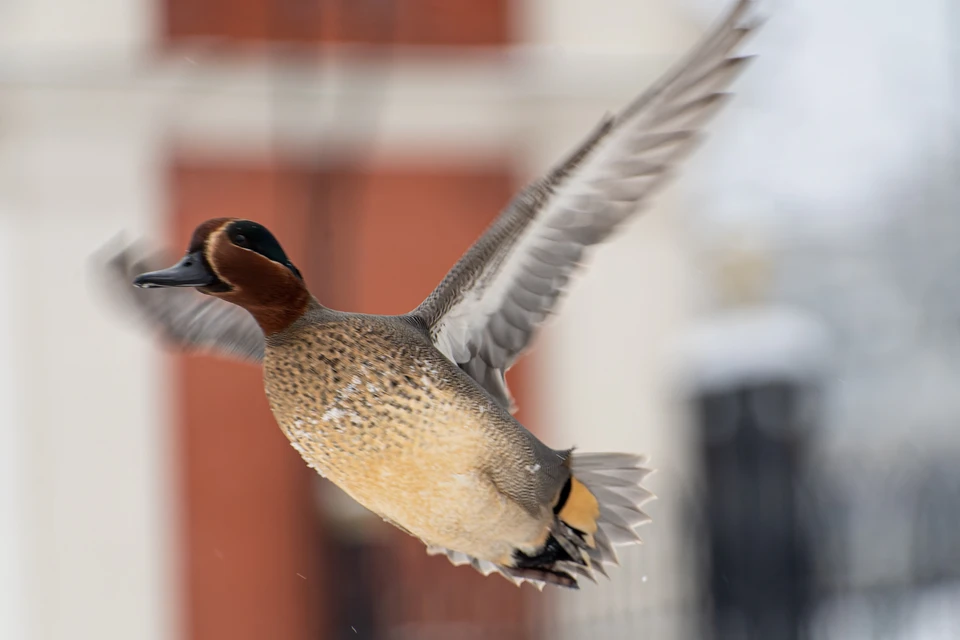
[{"left": 558, "top": 477, "right": 600, "bottom": 547}]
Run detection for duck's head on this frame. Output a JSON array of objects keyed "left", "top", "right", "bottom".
[{"left": 133, "top": 218, "right": 309, "bottom": 335}]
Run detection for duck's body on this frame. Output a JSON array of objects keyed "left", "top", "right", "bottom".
[
  {"left": 108, "top": 0, "right": 760, "bottom": 589},
  {"left": 265, "top": 306, "right": 565, "bottom": 566}
]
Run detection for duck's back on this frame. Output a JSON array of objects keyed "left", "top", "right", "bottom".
[{"left": 262, "top": 309, "right": 569, "bottom": 562}]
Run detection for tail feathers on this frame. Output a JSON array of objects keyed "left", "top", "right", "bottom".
[
  {"left": 425, "top": 452, "right": 654, "bottom": 591},
  {"left": 517, "top": 452, "right": 653, "bottom": 588},
  {"left": 553, "top": 453, "right": 654, "bottom": 582},
  {"left": 573, "top": 452, "right": 655, "bottom": 552}
]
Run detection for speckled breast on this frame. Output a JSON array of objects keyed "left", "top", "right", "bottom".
[{"left": 261, "top": 317, "right": 510, "bottom": 540}]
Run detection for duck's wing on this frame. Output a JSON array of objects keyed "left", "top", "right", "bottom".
[
  {"left": 412, "top": 0, "right": 759, "bottom": 412},
  {"left": 98, "top": 243, "right": 265, "bottom": 362}
]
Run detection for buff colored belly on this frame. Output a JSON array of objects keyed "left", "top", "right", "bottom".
[{"left": 262, "top": 335, "right": 547, "bottom": 562}]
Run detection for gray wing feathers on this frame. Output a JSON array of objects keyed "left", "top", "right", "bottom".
[
  {"left": 98, "top": 242, "right": 265, "bottom": 362},
  {"left": 425, "top": 546, "right": 546, "bottom": 591},
  {"left": 414, "top": 0, "right": 759, "bottom": 412}
]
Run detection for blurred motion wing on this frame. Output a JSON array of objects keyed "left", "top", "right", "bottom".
[
  {"left": 413, "top": 0, "right": 759, "bottom": 412},
  {"left": 98, "top": 242, "right": 265, "bottom": 363}
]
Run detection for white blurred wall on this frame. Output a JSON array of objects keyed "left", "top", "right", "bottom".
[
  {"left": 0, "top": 209, "right": 27, "bottom": 640},
  {"left": 0, "top": 1, "right": 173, "bottom": 639},
  {"left": 0, "top": 0, "right": 148, "bottom": 58}
]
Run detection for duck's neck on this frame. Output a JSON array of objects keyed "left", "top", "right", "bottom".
[{"left": 245, "top": 289, "right": 316, "bottom": 337}]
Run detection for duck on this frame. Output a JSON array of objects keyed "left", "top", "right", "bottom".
[{"left": 105, "top": 0, "right": 759, "bottom": 589}]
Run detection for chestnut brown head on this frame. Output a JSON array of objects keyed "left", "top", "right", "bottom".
[{"left": 134, "top": 218, "right": 309, "bottom": 335}]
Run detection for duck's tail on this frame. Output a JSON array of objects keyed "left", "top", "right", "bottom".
[{"left": 505, "top": 452, "right": 655, "bottom": 588}]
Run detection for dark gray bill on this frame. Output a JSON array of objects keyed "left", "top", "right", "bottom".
[{"left": 133, "top": 251, "right": 217, "bottom": 289}]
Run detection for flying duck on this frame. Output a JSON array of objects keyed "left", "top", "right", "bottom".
[{"left": 103, "top": 0, "right": 758, "bottom": 589}]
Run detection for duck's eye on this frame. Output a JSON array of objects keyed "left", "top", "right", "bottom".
[{"left": 233, "top": 234, "right": 248, "bottom": 247}]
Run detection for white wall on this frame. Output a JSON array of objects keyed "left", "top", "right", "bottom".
[
  {"left": 1, "top": 0, "right": 175, "bottom": 637},
  {"left": 8, "top": 95, "right": 174, "bottom": 640},
  {"left": 0, "top": 208, "right": 26, "bottom": 640},
  {"left": 0, "top": 0, "right": 149, "bottom": 58}
]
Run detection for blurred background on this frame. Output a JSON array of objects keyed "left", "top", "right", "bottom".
[{"left": 2, "top": 0, "right": 960, "bottom": 638}]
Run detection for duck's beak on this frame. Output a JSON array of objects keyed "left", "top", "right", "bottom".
[{"left": 133, "top": 251, "right": 217, "bottom": 289}]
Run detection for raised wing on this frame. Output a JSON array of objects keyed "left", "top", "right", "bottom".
[
  {"left": 412, "top": 0, "right": 759, "bottom": 412},
  {"left": 98, "top": 242, "right": 265, "bottom": 362}
]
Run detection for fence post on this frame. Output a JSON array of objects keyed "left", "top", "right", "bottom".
[{"left": 681, "top": 302, "right": 827, "bottom": 640}]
